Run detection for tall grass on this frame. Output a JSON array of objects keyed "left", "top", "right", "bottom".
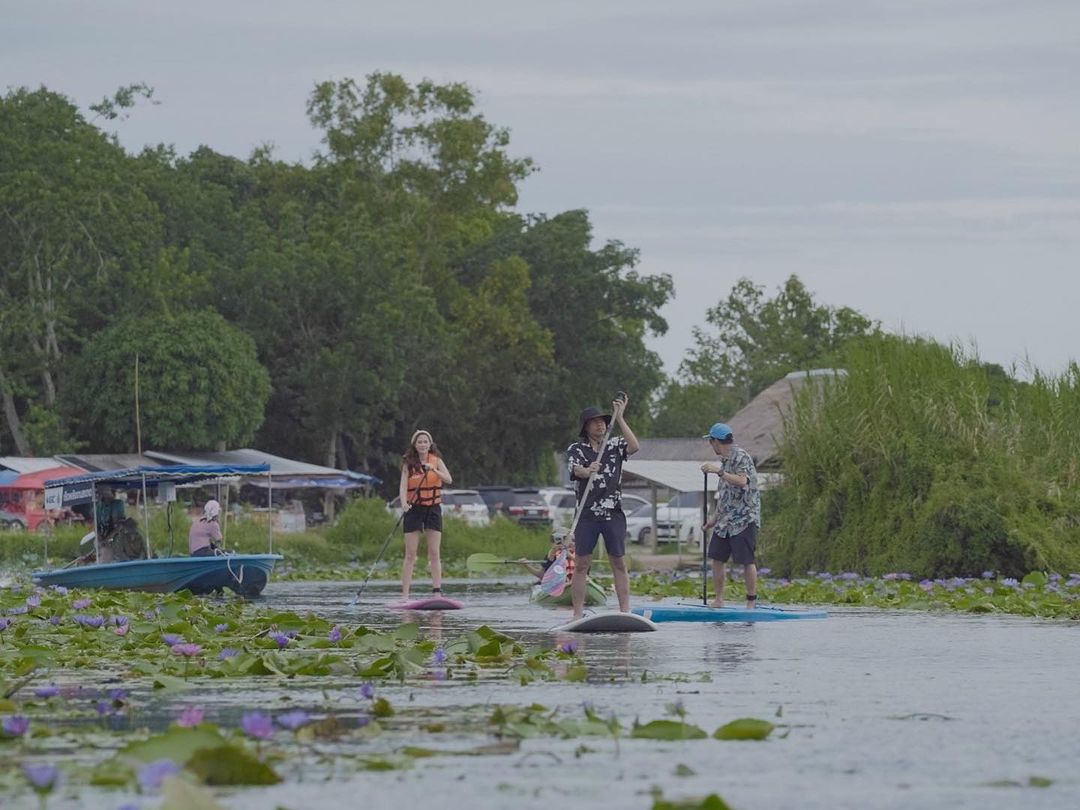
[{"left": 768, "top": 335, "right": 1080, "bottom": 577}]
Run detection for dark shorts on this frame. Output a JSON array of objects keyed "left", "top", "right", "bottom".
[
  {"left": 708, "top": 523, "right": 758, "bottom": 565},
  {"left": 574, "top": 511, "right": 626, "bottom": 558},
  {"left": 404, "top": 504, "right": 443, "bottom": 534},
  {"left": 190, "top": 545, "right": 217, "bottom": 557}
]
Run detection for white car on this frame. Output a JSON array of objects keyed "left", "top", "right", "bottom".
[
  {"left": 540, "top": 488, "right": 653, "bottom": 531},
  {"left": 625, "top": 490, "right": 712, "bottom": 547},
  {"left": 386, "top": 489, "right": 491, "bottom": 527}
]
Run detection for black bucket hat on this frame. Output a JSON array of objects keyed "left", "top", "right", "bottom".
[{"left": 578, "top": 406, "right": 612, "bottom": 438}]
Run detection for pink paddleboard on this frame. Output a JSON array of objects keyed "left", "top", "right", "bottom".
[{"left": 390, "top": 596, "right": 463, "bottom": 611}]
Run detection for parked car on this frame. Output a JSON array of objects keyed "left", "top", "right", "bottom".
[
  {"left": 507, "top": 488, "right": 554, "bottom": 530},
  {"left": 538, "top": 487, "right": 577, "bottom": 530},
  {"left": 626, "top": 490, "right": 711, "bottom": 547},
  {"left": 475, "top": 486, "right": 516, "bottom": 517},
  {"left": 387, "top": 489, "right": 492, "bottom": 527},
  {"left": 0, "top": 508, "right": 27, "bottom": 531},
  {"left": 620, "top": 493, "right": 652, "bottom": 514}
]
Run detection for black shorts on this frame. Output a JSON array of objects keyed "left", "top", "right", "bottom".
[
  {"left": 403, "top": 504, "right": 443, "bottom": 533},
  {"left": 708, "top": 523, "right": 757, "bottom": 565},
  {"left": 574, "top": 511, "right": 626, "bottom": 558}
]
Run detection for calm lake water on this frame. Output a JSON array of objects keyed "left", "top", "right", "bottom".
[{"left": 13, "top": 578, "right": 1080, "bottom": 809}]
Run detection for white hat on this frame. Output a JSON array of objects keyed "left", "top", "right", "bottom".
[{"left": 203, "top": 500, "right": 221, "bottom": 520}]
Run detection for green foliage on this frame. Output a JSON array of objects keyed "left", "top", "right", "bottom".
[
  {"left": 657, "top": 275, "right": 875, "bottom": 428},
  {"left": 64, "top": 310, "right": 270, "bottom": 451},
  {"left": 767, "top": 335, "right": 1080, "bottom": 576}
]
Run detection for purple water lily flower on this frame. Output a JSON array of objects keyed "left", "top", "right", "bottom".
[
  {"left": 95, "top": 700, "right": 114, "bottom": 716},
  {"left": 431, "top": 647, "right": 447, "bottom": 664},
  {"left": 218, "top": 647, "right": 238, "bottom": 660},
  {"left": 276, "top": 710, "right": 310, "bottom": 731},
  {"left": 0, "top": 618, "right": 11, "bottom": 632},
  {"left": 52, "top": 585, "right": 68, "bottom": 595},
  {"left": 981, "top": 570, "right": 995, "bottom": 579},
  {"left": 108, "top": 688, "right": 128, "bottom": 702},
  {"left": 177, "top": 706, "right": 204, "bottom": 727},
  {"left": 47, "top": 615, "right": 61, "bottom": 626},
  {"left": 214, "top": 623, "right": 229, "bottom": 633},
  {"left": 240, "top": 711, "right": 275, "bottom": 739},
  {"left": 270, "top": 631, "right": 290, "bottom": 648},
  {"left": 557, "top": 641, "right": 578, "bottom": 655},
  {"left": 7, "top": 606, "right": 28, "bottom": 615},
  {"left": 26, "top": 595, "right": 41, "bottom": 608},
  {"left": 3, "top": 715, "right": 30, "bottom": 737},
  {"left": 137, "top": 759, "right": 180, "bottom": 791},
  {"left": 358, "top": 682, "right": 375, "bottom": 700},
  {"left": 172, "top": 643, "right": 203, "bottom": 657},
  {"left": 161, "top": 633, "right": 183, "bottom": 647},
  {"left": 22, "top": 762, "right": 59, "bottom": 792},
  {"left": 112, "top": 616, "right": 128, "bottom": 627},
  {"left": 1002, "top": 577, "right": 1019, "bottom": 588},
  {"left": 73, "top": 614, "right": 106, "bottom": 628},
  {"left": 73, "top": 597, "right": 92, "bottom": 610},
  {"left": 34, "top": 685, "right": 60, "bottom": 699},
  {"left": 328, "top": 625, "right": 342, "bottom": 643}
]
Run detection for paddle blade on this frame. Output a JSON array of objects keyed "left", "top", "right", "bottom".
[
  {"left": 466, "top": 553, "right": 505, "bottom": 573},
  {"left": 540, "top": 551, "right": 568, "bottom": 596}
]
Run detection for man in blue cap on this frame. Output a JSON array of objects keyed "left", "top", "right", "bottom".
[{"left": 700, "top": 422, "right": 760, "bottom": 608}]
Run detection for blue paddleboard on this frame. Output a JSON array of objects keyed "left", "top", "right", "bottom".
[{"left": 631, "top": 602, "right": 827, "bottom": 623}]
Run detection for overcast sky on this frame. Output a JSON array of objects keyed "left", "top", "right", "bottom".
[{"left": 5, "top": 0, "right": 1079, "bottom": 377}]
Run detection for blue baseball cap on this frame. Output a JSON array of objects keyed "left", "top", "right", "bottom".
[{"left": 703, "top": 422, "right": 733, "bottom": 441}]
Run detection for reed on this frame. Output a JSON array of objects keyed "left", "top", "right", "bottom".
[{"left": 767, "top": 335, "right": 1080, "bottom": 577}]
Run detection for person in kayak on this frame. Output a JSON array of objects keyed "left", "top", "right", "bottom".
[
  {"left": 701, "top": 422, "right": 760, "bottom": 609},
  {"left": 399, "top": 429, "right": 453, "bottom": 601},
  {"left": 565, "top": 393, "right": 640, "bottom": 619},
  {"left": 518, "top": 533, "right": 576, "bottom": 583}
]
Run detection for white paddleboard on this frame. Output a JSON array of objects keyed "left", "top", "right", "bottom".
[{"left": 553, "top": 612, "right": 657, "bottom": 633}]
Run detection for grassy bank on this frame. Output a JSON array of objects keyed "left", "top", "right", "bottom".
[
  {"left": 767, "top": 336, "right": 1080, "bottom": 578},
  {"left": 0, "top": 498, "right": 552, "bottom": 574}
]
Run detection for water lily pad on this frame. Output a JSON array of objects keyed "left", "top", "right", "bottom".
[
  {"left": 713, "top": 718, "right": 775, "bottom": 741},
  {"left": 652, "top": 793, "right": 732, "bottom": 810},
  {"left": 632, "top": 720, "right": 707, "bottom": 740},
  {"left": 186, "top": 744, "right": 282, "bottom": 785},
  {"left": 116, "top": 725, "right": 228, "bottom": 765}
]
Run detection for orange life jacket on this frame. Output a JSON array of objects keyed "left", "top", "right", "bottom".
[{"left": 406, "top": 456, "right": 442, "bottom": 507}]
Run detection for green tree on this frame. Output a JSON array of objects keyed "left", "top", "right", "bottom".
[
  {"left": 673, "top": 275, "right": 876, "bottom": 412},
  {"left": 0, "top": 86, "right": 166, "bottom": 454},
  {"left": 64, "top": 310, "right": 270, "bottom": 451}
]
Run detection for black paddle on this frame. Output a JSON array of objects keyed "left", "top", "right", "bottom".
[
  {"left": 350, "top": 509, "right": 407, "bottom": 606},
  {"left": 701, "top": 471, "right": 709, "bottom": 606}
]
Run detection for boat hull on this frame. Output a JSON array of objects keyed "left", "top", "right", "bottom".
[
  {"left": 531, "top": 577, "right": 607, "bottom": 607},
  {"left": 631, "top": 603, "right": 828, "bottom": 623},
  {"left": 32, "top": 554, "right": 283, "bottom": 597}
]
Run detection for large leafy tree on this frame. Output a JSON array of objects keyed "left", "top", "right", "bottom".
[
  {"left": 652, "top": 275, "right": 876, "bottom": 434},
  {"left": 64, "top": 310, "right": 270, "bottom": 451},
  {"left": 0, "top": 87, "right": 165, "bottom": 453}
]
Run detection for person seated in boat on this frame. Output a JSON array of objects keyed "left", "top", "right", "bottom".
[
  {"left": 189, "top": 499, "right": 223, "bottom": 557},
  {"left": 518, "top": 534, "right": 576, "bottom": 583},
  {"left": 91, "top": 486, "right": 146, "bottom": 563}
]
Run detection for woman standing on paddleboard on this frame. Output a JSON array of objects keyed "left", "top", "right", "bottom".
[{"left": 399, "top": 429, "right": 453, "bottom": 601}]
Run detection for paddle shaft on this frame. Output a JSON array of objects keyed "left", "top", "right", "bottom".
[
  {"left": 353, "top": 509, "right": 406, "bottom": 602},
  {"left": 702, "top": 472, "right": 708, "bottom": 606}
]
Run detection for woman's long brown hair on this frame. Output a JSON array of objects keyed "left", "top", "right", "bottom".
[{"left": 403, "top": 437, "right": 441, "bottom": 473}]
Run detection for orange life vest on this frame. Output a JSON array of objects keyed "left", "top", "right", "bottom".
[{"left": 406, "top": 456, "right": 442, "bottom": 507}]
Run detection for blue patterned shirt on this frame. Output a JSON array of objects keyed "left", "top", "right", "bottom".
[{"left": 713, "top": 445, "right": 760, "bottom": 536}]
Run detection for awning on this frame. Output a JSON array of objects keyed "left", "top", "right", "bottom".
[
  {"left": 44, "top": 464, "right": 272, "bottom": 508},
  {"left": 243, "top": 476, "right": 370, "bottom": 490},
  {"left": 622, "top": 460, "right": 709, "bottom": 493}
]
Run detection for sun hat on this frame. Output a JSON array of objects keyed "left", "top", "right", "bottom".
[
  {"left": 703, "top": 422, "right": 734, "bottom": 441},
  {"left": 203, "top": 500, "right": 221, "bottom": 520},
  {"left": 578, "top": 407, "right": 612, "bottom": 438}
]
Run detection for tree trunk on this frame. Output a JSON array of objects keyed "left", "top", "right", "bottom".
[{"left": 0, "top": 367, "right": 32, "bottom": 455}]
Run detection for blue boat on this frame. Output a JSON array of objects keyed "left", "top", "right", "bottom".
[
  {"left": 631, "top": 602, "right": 828, "bottom": 623},
  {"left": 32, "top": 464, "right": 283, "bottom": 596},
  {"left": 33, "top": 554, "right": 282, "bottom": 596}
]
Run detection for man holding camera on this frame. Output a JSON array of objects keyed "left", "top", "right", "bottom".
[{"left": 566, "top": 393, "right": 640, "bottom": 619}]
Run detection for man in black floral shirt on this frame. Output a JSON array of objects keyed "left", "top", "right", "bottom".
[{"left": 566, "top": 394, "right": 640, "bottom": 618}]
